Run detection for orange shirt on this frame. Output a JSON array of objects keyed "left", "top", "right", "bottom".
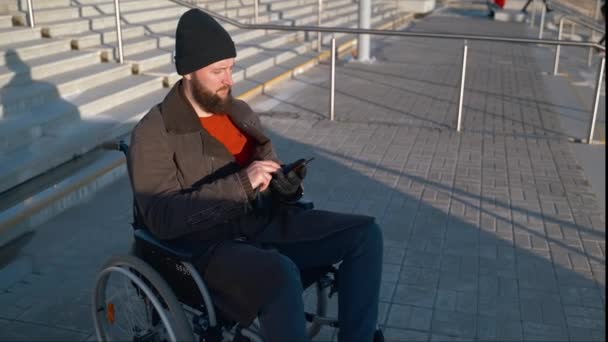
[{"left": 199, "top": 114, "right": 255, "bottom": 166}]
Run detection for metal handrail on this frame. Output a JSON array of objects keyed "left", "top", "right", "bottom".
[
  {"left": 114, "top": 0, "right": 124, "bottom": 64},
  {"left": 554, "top": 13, "right": 606, "bottom": 35},
  {"left": 170, "top": 0, "right": 603, "bottom": 50},
  {"left": 26, "top": 0, "right": 34, "bottom": 27},
  {"left": 551, "top": 0, "right": 605, "bottom": 28},
  {"left": 167, "top": 0, "right": 604, "bottom": 143},
  {"left": 553, "top": 15, "right": 605, "bottom": 76}
]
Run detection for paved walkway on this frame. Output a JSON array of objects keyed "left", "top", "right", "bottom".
[{"left": 0, "top": 3, "right": 605, "bottom": 342}]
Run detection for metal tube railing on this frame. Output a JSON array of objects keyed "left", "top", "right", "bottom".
[
  {"left": 254, "top": 0, "right": 259, "bottom": 24},
  {"left": 317, "top": 0, "right": 322, "bottom": 52},
  {"left": 587, "top": 57, "right": 605, "bottom": 144},
  {"left": 553, "top": 19, "right": 564, "bottom": 75},
  {"left": 169, "top": 1, "right": 603, "bottom": 50},
  {"left": 538, "top": 5, "right": 546, "bottom": 39},
  {"left": 114, "top": 0, "right": 124, "bottom": 64},
  {"left": 330, "top": 37, "right": 336, "bottom": 121},
  {"left": 530, "top": 0, "right": 537, "bottom": 28},
  {"left": 26, "top": 0, "right": 35, "bottom": 27},
  {"left": 553, "top": 15, "right": 605, "bottom": 75},
  {"left": 168, "top": 0, "right": 604, "bottom": 143},
  {"left": 457, "top": 40, "right": 468, "bottom": 132}
]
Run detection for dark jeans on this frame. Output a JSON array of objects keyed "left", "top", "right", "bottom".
[{"left": 258, "top": 222, "right": 383, "bottom": 342}]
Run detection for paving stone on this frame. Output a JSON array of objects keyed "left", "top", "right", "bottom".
[
  {"left": 522, "top": 321, "right": 570, "bottom": 341},
  {"left": 399, "top": 266, "right": 440, "bottom": 288},
  {"left": 393, "top": 284, "right": 436, "bottom": 308},
  {"left": 0, "top": 318, "right": 88, "bottom": 341},
  {"left": 386, "top": 303, "right": 433, "bottom": 331},
  {"left": 381, "top": 327, "right": 428, "bottom": 342},
  {"left": 431, "top": 310, "right": 477, "bottom": 338}
]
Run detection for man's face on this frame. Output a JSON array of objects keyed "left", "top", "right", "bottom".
[{"left": 188, "top": 58, "right": 235, "bottom": 114}]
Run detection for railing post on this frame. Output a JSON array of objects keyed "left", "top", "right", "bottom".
[
  {"left": 587, "top": 45, "right": 594, "bottom": 67},
  {"left": 254, "top": 0, "right": 259, "bottom": 24},
  {"left": 538, "top": 5, "right": 546, "bottom": 39},
  {"left": 587, "top": 56, "right": 605, "bottom": 144},
  {"left": 26, "top": 0, "right": 35, "bottom": 27},
  {"left": 569, "top": 22, "right": 575, "bottom": 39},
  {"left": 330, "top": 36, "right": 336, "bottom": 121},
  {"left": 358, "top": 0, "right": 371, "bottom": 61},
  {"left": 114, "top": 0, "right": 124, "bottom": 64},
  {"left": 553, "top": 17, "right": 565, "bottom": 75},
  {"left": 530, "top": 0, "right": 536, "bottom": 27},
  {"left": 317, "top": 0, "right": 322, "bottom": 52},
  {"left": 457, "top": 40, "right": 468, "bottom": 132}
]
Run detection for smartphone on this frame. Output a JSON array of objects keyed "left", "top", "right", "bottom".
[{"left": 283, "top": 157, "right": 315, "bottom": 174}]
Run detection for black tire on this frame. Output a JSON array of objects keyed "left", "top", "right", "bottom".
[{"left": 92, "top": 254, "right": 194, "bottom": 342}]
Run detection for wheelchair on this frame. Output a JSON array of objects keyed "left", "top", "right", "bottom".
[{"left": 92, "top": 140, "right": 384, "bottom": 342}]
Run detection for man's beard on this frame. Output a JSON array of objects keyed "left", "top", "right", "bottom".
[{"left": 191, "top": 77, "right": 232, "bottom": 114}]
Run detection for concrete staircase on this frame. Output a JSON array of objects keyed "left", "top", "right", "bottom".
[{"left": 0, "top": 0, "right": 413, "bottom": 239}]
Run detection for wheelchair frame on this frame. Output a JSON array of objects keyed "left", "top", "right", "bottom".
[{"left": 92, "top": 140, "right": 340, "bottom": 342}]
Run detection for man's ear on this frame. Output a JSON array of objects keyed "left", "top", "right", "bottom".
[{"left": 183, "top": 73, "right": 193, "bottom": 81}]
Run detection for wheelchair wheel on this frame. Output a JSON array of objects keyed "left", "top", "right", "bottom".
[
  {"left": 305, "top": 278, "right": 329, "bottom": 338},
  {"left": 92, "top": 255, "right": 194, "bottom": 342}
]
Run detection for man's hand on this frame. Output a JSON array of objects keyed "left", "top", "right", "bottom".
[
  {"left": 269, "top": 161, "right": 307, "bottom": 200},
  {"left": 246, "top": 160, "right": 281, "bottom": 191}
]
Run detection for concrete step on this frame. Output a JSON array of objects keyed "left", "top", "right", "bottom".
[
  {"left": 121, "top": 5, "right": 187, "bottom": 24},
  {"left": 0, "top": 26, "right": 40, "bottom": 45},
  {"left": 79, "top": 0, "right": 170, "bottom": 16},
  {"left": 66, "top": 73, "right": 162, "bottom": 119},
  {"left": 266, "top": 0, "right": 317, "bottom": 12},
  {"left": 40, "top": 18, "right": 92, "bottom": 37},
  {"left": 0, "top": 37, "right": 71, "bottom": 65},
  {"left": 68, "top": 24, "right": 146, "bottom": 50},
  {"left": 0, "top": 49, "right": 103, "bottom": 88},
  {"left": 236, "top": 30, "right": 305, "bottom": 58},
  {"left": 127, "top": 47, "right": 172, "bottom": 74},
  {"left": 0, "top": 62, "right": 133, "bottom": 119},
  {"left": 13, "top": 6, "right": 81, "bottom": 25},
  {"left": 1, "top": 0, "right": 70, "bottom": 15},
  {"left": 40, "top": 15, "right": 119, "bottom": 37},
  {"left": 20, "top": 0, "right": 71, "bottom": 10},
  {"left": 232, "top": 52, "right": 316, "bottom": 96},
  {"left": 0, "top": 13, "right": 13, "bottom": 27},
  {"left": 279, "top": 0, "right": 352, "bottom": 19},
  {"left": 144, "top": 62, "right": 178, "bottom": 87},
  {"left": 204, "top": 0, "right": 263, "bottom": 11},
  {"left": 0, "top": 75, "right": 164, "bottom": 193},
  {"left": 137, "top": 13, "right": 183, "bottom": 34},
  {"left": 111, "top": 34, "right": 174, "bottom": 57}
]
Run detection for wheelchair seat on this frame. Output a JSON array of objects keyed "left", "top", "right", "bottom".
[{"left": 133, "top": 227, "right": 197, "bottom": 261}]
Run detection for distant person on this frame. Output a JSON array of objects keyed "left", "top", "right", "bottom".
[
  {"left": 521, "top": 0, "right": 552, "bottom": 14},
  {"left": 486, "top": 0, "right": 505, "bottom": 18}
]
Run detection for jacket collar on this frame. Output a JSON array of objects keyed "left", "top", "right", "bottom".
[{"left": 159, "top": 80, "right": 255, "bottom": 135}]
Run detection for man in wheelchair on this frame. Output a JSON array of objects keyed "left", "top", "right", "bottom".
[{"left": 127, "top": 9, "right": 383, "bottom": 341}]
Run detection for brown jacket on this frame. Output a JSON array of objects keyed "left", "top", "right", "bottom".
[{"left": 128, "top": 81, "right": 374, "bottom": 324}]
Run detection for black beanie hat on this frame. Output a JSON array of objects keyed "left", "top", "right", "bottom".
[{"left": 174, "top": 9, "right": 236, "bottom": 75}]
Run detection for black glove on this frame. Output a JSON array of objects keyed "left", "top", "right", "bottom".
[{"left": 270, "top": 159, "right": 307, "bottom": 200}]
